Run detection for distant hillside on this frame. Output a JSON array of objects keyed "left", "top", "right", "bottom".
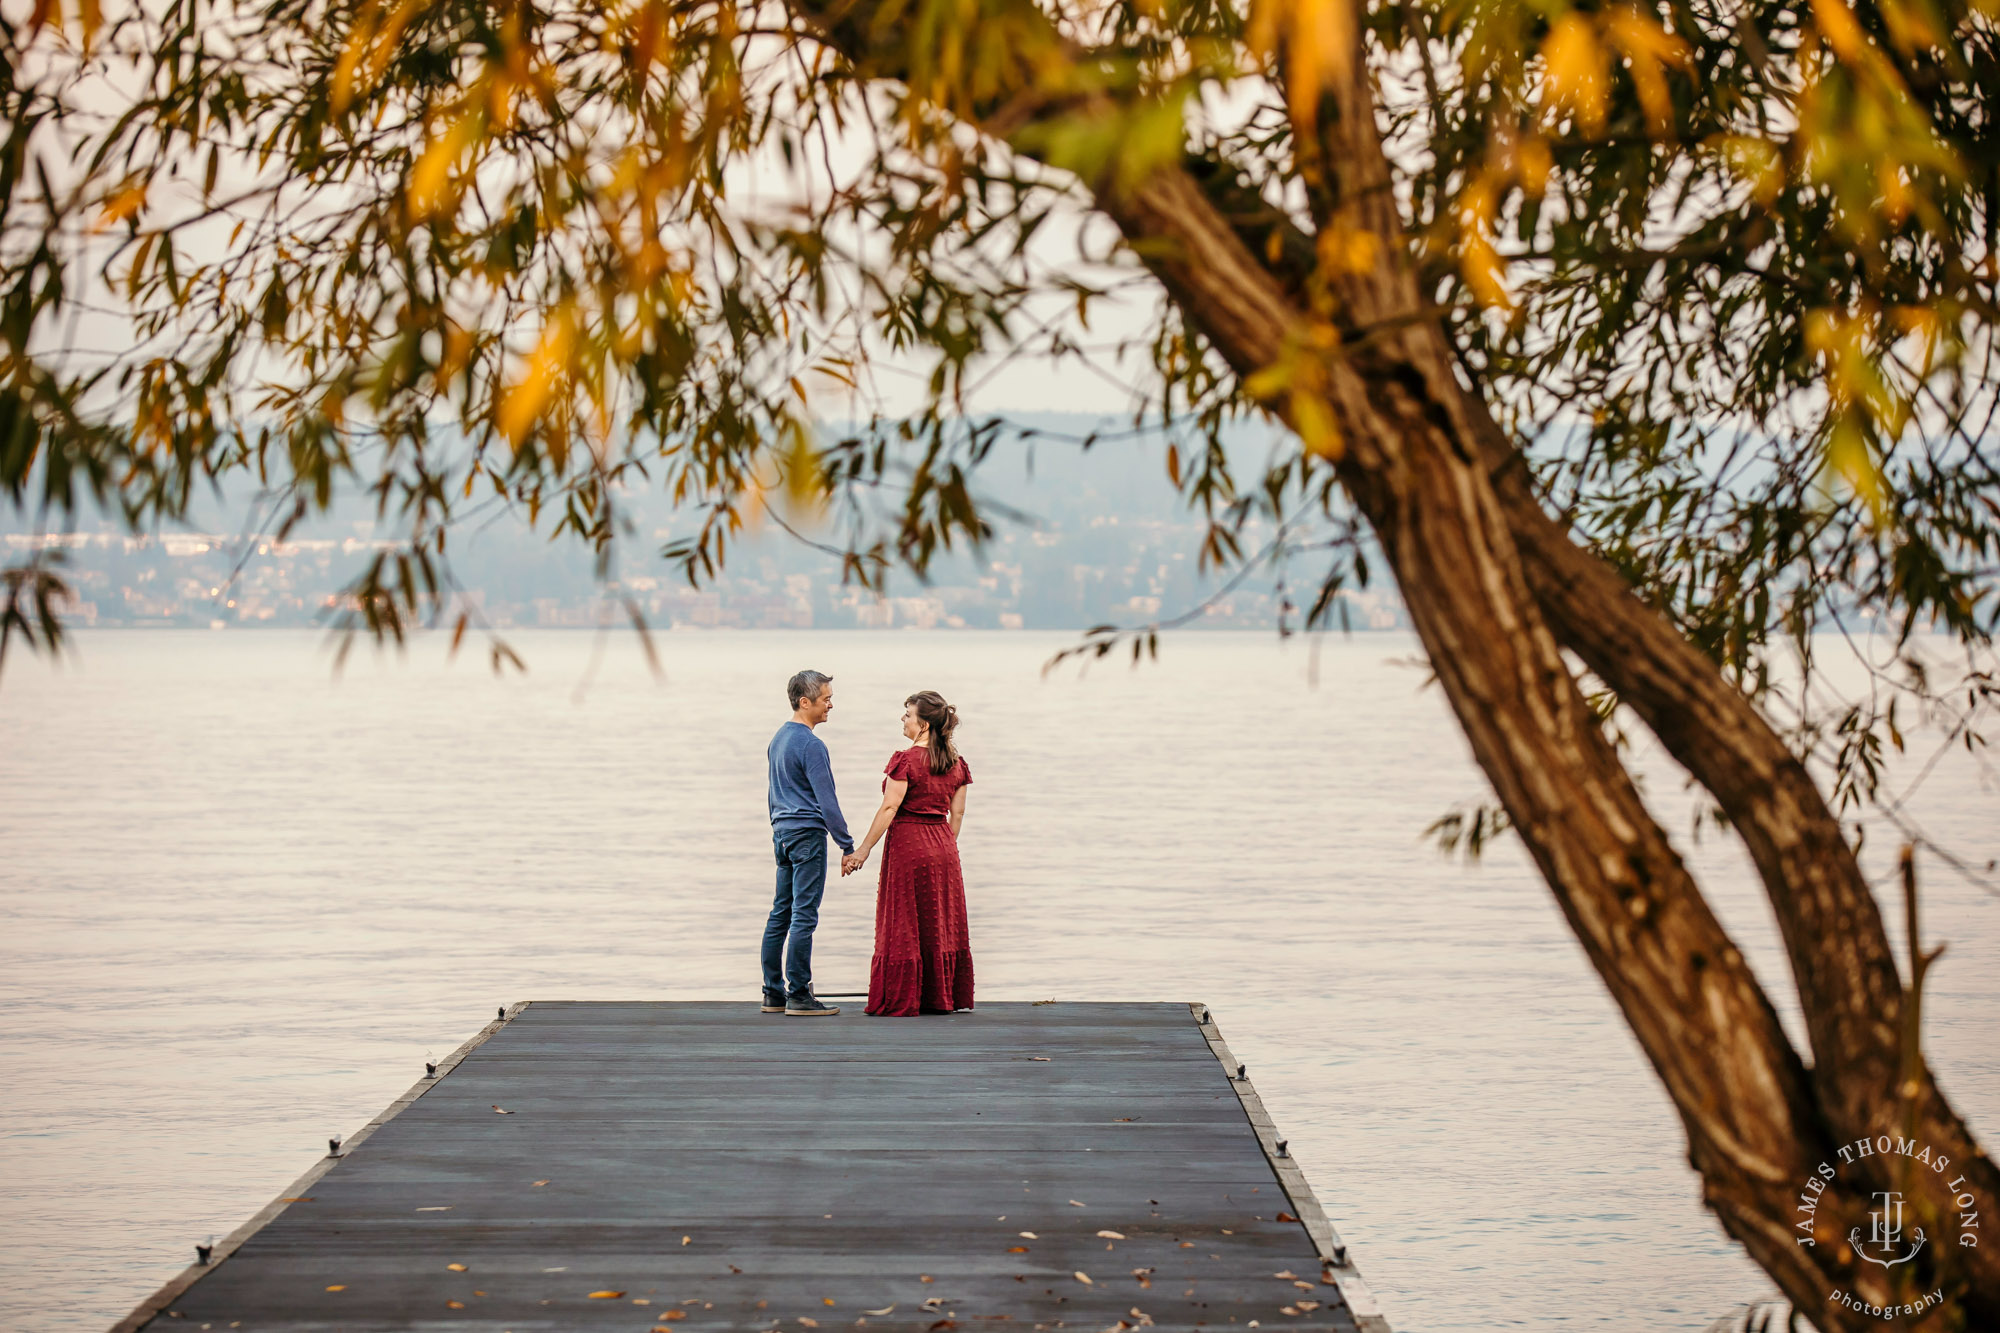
[{"left": 5, "top": 414, "right": 1407, "bottom": 632}]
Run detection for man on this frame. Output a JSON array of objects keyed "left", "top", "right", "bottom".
[{"left": 763, "top": 669, "right": 854, "bottom": 1016}]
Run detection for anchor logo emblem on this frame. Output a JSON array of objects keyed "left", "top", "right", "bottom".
[{"left": 1850, "top": 1190, "right": 1926, "bottom": 1268}]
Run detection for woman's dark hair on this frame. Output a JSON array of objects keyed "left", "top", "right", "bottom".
[{"left": 906, "top": 690, "right": 961, "bottom": 774}]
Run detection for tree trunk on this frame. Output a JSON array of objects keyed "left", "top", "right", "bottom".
[{"left": 785, "top": 5, "right": 1997, "bottom": 1323}]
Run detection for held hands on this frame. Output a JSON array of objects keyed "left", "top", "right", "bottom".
[{"left": 840, "top": 850, "right": 867, "bottom": 876}]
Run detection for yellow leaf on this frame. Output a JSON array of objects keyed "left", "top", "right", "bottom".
[
  {"left": 1316, "top": 224, "right": 1378, "bottom": 276},
  {"left": 408, "top": 112, "right": 481, "bottom": 222},
  {"left": 96, "top": 184, "right": 148, "bottom": 230},
  {"left": 1605, "top": 7, "right": 1690, "bottom": 137},
  {"left": 588, "top": 1290, "right": 626, "bottom": 1299},
  {"left": 1290, "top": 389, "right": 1342, "bottom": 460},
  {"left": 325, "top": 1285, "right": 346, "bottom": 1292},
  {"left": 498, "top": 308, "right": 575, "bottom": 448},
  {"left": 1247, "top": 0, "right": 1355, "bottom": 125},
  {"left": 1826, "top": 414, "right": 1883, "bottom": 518},
  {"left": 1455, "top": 177, "right": 1514, "bottom": 311},
  {"left": 1542, "top": 14, "right": 1607, "bottom": 136},
  {"left": 1516, "top": 137, "right": 1553, "bottom": 196},
  {"left": 1074, "top": 1271, "right": 1094, "bottom": 1285},
  {"left": 446, "top": 1263, "right": 467, "bottom": 1272},
  {"left": 1710, "top": 135, "right": 1785, "bottom": 206},
  {"left": 1809, "top": 0, "right": 1870, "bottom": 63}
]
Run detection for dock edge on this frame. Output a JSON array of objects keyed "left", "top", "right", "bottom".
[
  {"left": 1189, "top": 1001, "right": 1393, "bottom": 1333},
  {"left": 108, "top": 1001, "right": 533, "bottom": 1333}
]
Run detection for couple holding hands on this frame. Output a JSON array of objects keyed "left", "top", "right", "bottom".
[{"left": 763, "top": 669, "right": 975, "bottom": 1018}]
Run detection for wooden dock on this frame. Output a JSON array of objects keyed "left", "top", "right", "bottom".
[{"left": 117, "top": 1002, "right": 1390, "bottom": 1332}]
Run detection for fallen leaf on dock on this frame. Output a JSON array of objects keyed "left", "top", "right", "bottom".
[
  {"left": 1068, "top": 1200, "right": 1086, "bottom": 1208},
  {"left": 682, "top": 1236, "right": 692, "bottom": 1246},
  {"left": 656, "top": 1310, "right": 686, "bottom": 1321},
  {"left": 491, "top": 1106, "right": 513, "bottom": 1114},
  {"left": 1275, "top": 1212, "right": 1297, "bottom": 1223},
  {"left": 633, "top": 1298, "right": 651, "bottom": 1305},
  {"left": 799, "top": 1318, "right": 820, "bottom": 1328},
  {"left": 921, "top": 1298, "right": 945, "bottom": 1312},
  {"left": 823, "top": 1298, "right": 836, "bottom": 1306},
  {"left": 1128, "top": 1308, "right": 1153, "bottom": 1326},
  {"left": 1073, "top": 1272, "right": 1094, "bottom": 1286},
  {"left": 863, "top": 1305, "right": 895, "bottom": 1316},
  {"left": 1291, "top": 1282, "right": 1314, "bottom": 1291},
  {"left": 1113, "top": 1118, "right": 1139, "bottom": 1123},
  {"left": 1095, "top": 1231, "right": 1125, "bottom": 1240},
  {"left": 446, "top": 1263, "right": 467, "bottom": 1272},
  {"left": 1029, "top": 1057, "right": 1051, "bottom": 1062},
  {"left": 927, "top": 1321, "right": 956, "bottom": 1332},
  {"left": 919, "top": 1275, "right": 934, "bottom": 1283},
  {"left": 541, "top": 1267, "right": 567, "bottom": 1273},
  {"left": 531, "top": 1180, "right": 549, "bottom": 1187},
  {"left": 324, "top": 1285, "right": 346, "bottom": 1292},
  {"left": 1007, "top": 1247, "right": 1028, "bottom": 1254},
  {"left": 1018, "top": 1232, "right": 1037, "bottom": 1239},
  {"left": 474, "top": 1290, "right": 486, "bottom": 1296},
  {"left": 280, "top": 1197, "right": 315, "bottom": 1203},
  {"left": 1294, "top": 1301, "right": 1319, "bottom": 1312},
  {"left": 1279, "top": 1307, "right": 1298, "bottom": 1317},
  {"left": 587, "top": 1290, "right": 625, "bottom": 1299},
  {"left": 446, "top": 1301, "right": 466, "bottom": 1309},
  {"left": 417, "top": 1207, "right": 453, "bottom": 1212}
]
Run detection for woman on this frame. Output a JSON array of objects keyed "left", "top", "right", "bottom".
[{"left": 841, "top": 690, "right": 974, "bottom": 1016}]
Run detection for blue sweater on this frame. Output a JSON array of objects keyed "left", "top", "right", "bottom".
[{"left": 767, "top": 721, "right": 855, "bottom": 852}]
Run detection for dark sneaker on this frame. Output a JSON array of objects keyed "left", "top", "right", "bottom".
[
  {"left": 760, "top": 989, "right": 786, "bottom": 1014},
  {"left": 786, "top": 993, "right": 840, "bottom": 1017}
]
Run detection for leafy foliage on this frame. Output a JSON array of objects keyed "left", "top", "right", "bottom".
[{"left": 0, "top": 0, "right": 1995, "bottom": 853}]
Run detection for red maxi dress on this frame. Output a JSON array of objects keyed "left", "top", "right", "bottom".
[{"left": 866, "top": 747, "right": 975, "bottom": 1016}]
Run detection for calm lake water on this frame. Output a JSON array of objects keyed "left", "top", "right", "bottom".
[{"left": 2, "top": 629, "right": 1994, "bottom": 1331}]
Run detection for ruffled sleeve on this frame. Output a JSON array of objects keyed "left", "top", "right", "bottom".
[
  {"left": 957, "top": 756, "right": 973, "bottom": 787},
  {"left": 883, "top": 750, "right": 913, "bottom": 786}
]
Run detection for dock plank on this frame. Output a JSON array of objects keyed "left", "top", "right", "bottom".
[{"left": 122, "top": 1002, "right": 1389, "bottom": 1333}]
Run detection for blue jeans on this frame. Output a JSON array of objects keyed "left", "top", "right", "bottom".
[{"left": 764, "top": 826, "right": 831, "bottom": 1000}]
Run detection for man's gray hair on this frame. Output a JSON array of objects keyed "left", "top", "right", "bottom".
[{"left": 787, "top": 669, "right": 833, "bottom": 709}]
